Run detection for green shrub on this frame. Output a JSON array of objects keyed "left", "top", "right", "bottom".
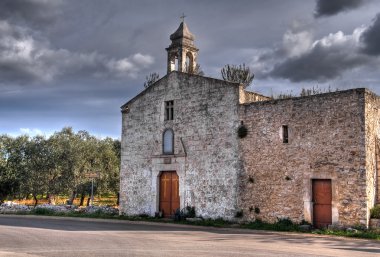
[
  {"left": 277, "top": 217, "right": 293, "bottom": 226},
  {"left": 237, "top": 125, "right": 248, "bottom": 138},
  {"left": 187, "top": 218, "right": 231, "bottom": 227},
  {"left": 185, "top": 206, "right": 196, "bottom": 218},
  {"left": 33, "top": 208, "right": 55, "bottom": 215},
  {"left": 138, "top": 213, "right": 150, "bottom": 218},
  {"left": 370, "top": 205, "right": 380, "bottom": 219},
  {"left": 235, "top": 210, "right": 243, "bottom": 218},
  {"left": 274, "top": 218, "right": 298, "bottom": 231},
  {"left": 93, "top": 209, "right": 102, "bottom": 215},
  {"left": 243, "top": 217, "right": 299, "bottom": 232},
  {"left": 300, "top": 219, "right": 311, "bottom": 225}
]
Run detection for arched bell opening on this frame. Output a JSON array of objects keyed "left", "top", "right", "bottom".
[
  {"left": 185, "top": 52, "right": 194, "bottom": 73},
  {"left": 168, "top": 53, "right": 179, "bottom": 72}
]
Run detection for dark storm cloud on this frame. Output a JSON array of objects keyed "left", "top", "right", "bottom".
[
  {"left": 314, "top": 0, "right": 366, "bottom": 17},
  {"left": 252, "top": 25, "right": 376, "bottom": 82},
  {"left": 0, "top": 21, "right": 48, "bottom": 83},
  {"left": 270, "top": 42, "right": 369, "bottom": 82},
  {"left": 250, "top": 9, "right": 380, "bottom": 83},
  {"left": 361, "top": 13, "right": 380, "bottom": 55},
  {"left": 0, "top": 0, "right": 61, "bottom": 27},
  {"left": 0, "top": 18, "right": 154, "bottom": 84},
  {"left": 1, "top": 0, "right": 379, "bottom": 137}
]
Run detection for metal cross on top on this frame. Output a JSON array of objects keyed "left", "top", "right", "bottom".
[{"left": 180, "top": 13, "right": 186, "bottom": 22}]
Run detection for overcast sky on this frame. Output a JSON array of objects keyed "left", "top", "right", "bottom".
[{"left": 1, "top": 0, "right": 380, "bottom": 138}]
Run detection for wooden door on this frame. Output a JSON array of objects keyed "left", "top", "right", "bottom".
[
  {"left": 312, "top": 179, "right": 332, "bottom": 229},
  {"left": 159, "top": 171, "right": 180, "bottom": 218}
]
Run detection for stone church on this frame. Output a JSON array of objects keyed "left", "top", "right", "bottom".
[{"left": 120, "top": 21, "right": 380, "bottom": 228}]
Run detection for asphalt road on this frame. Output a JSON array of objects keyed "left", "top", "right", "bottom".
[{"left": 0, "top": 215, "right": 379, "bottom": 257}]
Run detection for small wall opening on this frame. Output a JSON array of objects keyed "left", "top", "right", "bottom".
[{"left": 282, "top": 125, "right": 289, "bottom": 143}]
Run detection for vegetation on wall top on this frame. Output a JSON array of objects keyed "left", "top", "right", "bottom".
[{"left": 221, "top": 63, "right": 254, "bottom": 88}]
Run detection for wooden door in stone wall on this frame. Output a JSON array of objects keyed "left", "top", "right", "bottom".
[
  {"left": 312, "top": 179, "right": 332, "bottom": 229},
  {"left": 159, "top": 171, "right": 180, "bottom": 218}
]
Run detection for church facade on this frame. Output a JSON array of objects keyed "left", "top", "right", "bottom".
[{"left": 120, "top": 21, "right": 380, "bottom": 228}]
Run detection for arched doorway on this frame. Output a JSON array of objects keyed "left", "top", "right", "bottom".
[{"left": 159, "top": 171, "right": 180, "bottom": 218}]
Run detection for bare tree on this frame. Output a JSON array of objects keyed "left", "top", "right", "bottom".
[
  {"left": 143, "top": 72, "right": 160, "bottom": 88},
  {"left": 193, "top": 64, "right": 204, "bottom": 76},
  {"left": 186, "top": 63, "right": 204, "bottom": 76},
  {"left": 221, "top": 63, "right": 254, "bottom": 88}
]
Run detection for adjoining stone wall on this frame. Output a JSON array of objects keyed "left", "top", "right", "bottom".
[
  {"left": 120, "top": 72, "right": 241, "bottom": 219},
  {"left": 238, "top": 89, "right": 368, "bottom": 226},
  {"left": 239, "top": 87, "right": 271, "bottom": 104},
  {"left": 364, "top": 91, "right": 380, "bottom": 214}
]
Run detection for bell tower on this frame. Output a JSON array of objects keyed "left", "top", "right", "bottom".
[{"left": 166, "top": 17, "right": 199, "bottom": 74}]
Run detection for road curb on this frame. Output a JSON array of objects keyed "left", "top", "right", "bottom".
[{"left": 1, "top": 214, "right": 379, "bottom": 243}]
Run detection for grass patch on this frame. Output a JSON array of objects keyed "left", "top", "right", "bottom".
[
  {"left": 66, "top": 212, "right": 119, "bottom": 219},
  {"left": 313, "top": 229, "right": 380, "bottom": 240},
  {"left": 7, "top": 210, "right": 380, "bottom": 240},
  {"left": 32, "top": 208, "right": 56, "bottom": 215}
]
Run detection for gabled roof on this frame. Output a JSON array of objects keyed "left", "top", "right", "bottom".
[{"left": 120, "top": 71, "right": 240, "bottom": 110}]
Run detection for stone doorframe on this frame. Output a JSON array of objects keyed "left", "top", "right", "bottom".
[
  {"left": 150, "top": 156, "right": 186, "bottom": 216},
  {"left": 303, "top": 171, "right": 339, "bottom": 226}
]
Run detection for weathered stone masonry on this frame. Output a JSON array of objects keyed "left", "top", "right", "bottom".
[
  {"left": 364, "top": 91, "right": 380, "bottom": 216},
  {"left": 121, "top": 72, "right": 242, "bottom": 219},
  {"left": 238, "top": 89, "right": 378, "bottom": 227}
]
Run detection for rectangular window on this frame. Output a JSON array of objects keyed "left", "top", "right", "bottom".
[
  {"left": 282, "top": 125, "right": 288, "bottom": 143},
  {"left": 165, "top": 101, "right": 174, "bottom": 120}
]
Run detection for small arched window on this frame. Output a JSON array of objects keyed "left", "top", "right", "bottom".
[{"left": 163, "top": 129, "right": 174, "bottom": 154}]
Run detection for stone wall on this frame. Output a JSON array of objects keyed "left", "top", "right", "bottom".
[
  {"left": 364, "top": 91, "right": 380, "bottom": 211},
  {"left": 120, "top": 71, "right": 242, "bottom": 219},
  {"left": 370, "top": 218, "right": 380, "bottom": 228},
  {"left": 238, "top": 89, "right": 368, "bottom": 226},
  {"left": 239, "top": 87, "right": 271, "bottom": 104}
]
